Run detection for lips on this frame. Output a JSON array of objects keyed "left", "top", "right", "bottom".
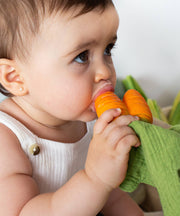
[
  {"left": 91, "top": 83, "right": 114, "bottom": 112},
  {"left": 93, "top": 85, "right": 114, "bottom": 102}
]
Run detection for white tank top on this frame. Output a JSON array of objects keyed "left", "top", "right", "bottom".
[{"left": 0, "top": 111, "right": 94, "bottom": 193}]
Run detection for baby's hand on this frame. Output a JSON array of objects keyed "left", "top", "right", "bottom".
[{"left": 85, "top": 109, "right": 140, "bottom": 191}]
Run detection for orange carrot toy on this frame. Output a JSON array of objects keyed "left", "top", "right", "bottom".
[{"left": 95, "top": 89, "right": 153, "bottom": 124}]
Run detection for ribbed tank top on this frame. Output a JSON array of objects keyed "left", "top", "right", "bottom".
[{"left": 0, "top": 111, "right": 94, "bottom": 193}]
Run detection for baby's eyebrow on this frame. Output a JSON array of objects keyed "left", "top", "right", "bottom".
[
  {"left": 64, "top": 34, "right": 117, "bottom": 57},
  {"left": 64, "top": 40, "right": 97, "bottom": 57},
  {"left": 74, "top": 35, "right": 117, "bottom": 52},
  {"left": 74, "top": 40, "right": 97, "bottom": 51}
]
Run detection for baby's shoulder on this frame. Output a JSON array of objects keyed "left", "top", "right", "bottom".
[
  {"left": 0, "top": 122, "right": 37, "bottom": 215},
  {"left": 0, "top": 122, "right": 32, "bottom": 178}
]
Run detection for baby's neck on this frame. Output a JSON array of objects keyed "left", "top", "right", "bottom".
[{"left": 0, "top": 98, "right": 87, "bottom": 143}]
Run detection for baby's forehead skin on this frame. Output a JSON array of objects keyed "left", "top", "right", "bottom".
[
  {"left": 44, "top": 5, "right": 118, "bottom": 38},
  {"left": 41, "top": 4, "right": 118, "bottom": 29},
  {"left": 65, "top": 6, "right": 119, "bottom": 43},
  {"left": 29, "top": 5, "right": 119, "bottom": 59}
]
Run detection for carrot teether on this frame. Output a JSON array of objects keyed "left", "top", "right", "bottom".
[
  {"left": 95, "top": 89, "right": 153, "bottom": 123},
  {"left": 95, "top": 91, "right": 129, "bottom": 117},
  {"left": 123, "top": 89, "right": 153, "bottom": 123}
]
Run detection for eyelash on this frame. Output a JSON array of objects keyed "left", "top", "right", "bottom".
[
  {"left": 74, "top": 50, "right": 89, "bottom": 64},
  {"left": 104, "top": 43, "right": 116, "bottom": 56},
  {"left": 73, "top": 42, "right": 116, "bottom": 64}
]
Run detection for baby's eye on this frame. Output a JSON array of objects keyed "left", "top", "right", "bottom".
[
  {"left": 104, "top": 43, "right": 115, "bottom": 56},
  {"left": 74, "top": 50, "right": 89, "bottom": 64}
]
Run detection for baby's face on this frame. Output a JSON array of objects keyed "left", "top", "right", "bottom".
[{"left": 17, "top": 5, "right": 119, "bottom": 124}]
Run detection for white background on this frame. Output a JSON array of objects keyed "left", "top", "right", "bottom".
[{"left": 112, "top": 0, "right": 180, "bottom": 106}]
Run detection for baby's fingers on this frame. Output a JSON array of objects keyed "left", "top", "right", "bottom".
[
  {"left": 113, "top": 114, "right": 139, "bottom": 127},
  {"left": 117, "top": 133, "right": 140, "bottom": 155},
  {"left": 94, "top": 108, "right": 121, "bottom": 134}
]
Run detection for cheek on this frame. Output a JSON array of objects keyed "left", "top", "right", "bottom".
[
  {"left": 64, "top": 82, "right": 92, "bottom": 109},
  {"left": 46, "top": 79, "right": 93, "bottom": 117}
]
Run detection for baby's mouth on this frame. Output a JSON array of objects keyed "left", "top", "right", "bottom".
[{"left": 91, "top": 84, "right": 115, "bottom": 113}]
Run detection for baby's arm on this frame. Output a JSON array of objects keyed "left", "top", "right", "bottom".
[
  {"left": 0, "top": 123, "right": 108, "bottom": 216},
  {"left": 0, "top": 109, "right": 140, "bottom": 216}
]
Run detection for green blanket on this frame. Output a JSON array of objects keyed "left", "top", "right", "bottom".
[{"left": 120, "top": 121, "right": 180, "bottom": 216}]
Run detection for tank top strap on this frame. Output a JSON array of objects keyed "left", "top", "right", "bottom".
[{"left": 0, "top": 111, "right": 37, "bottom": 154}]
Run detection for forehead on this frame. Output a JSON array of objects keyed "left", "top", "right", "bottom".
[{"left": 33, "top": 5, "right": 119, "bottom": 55}]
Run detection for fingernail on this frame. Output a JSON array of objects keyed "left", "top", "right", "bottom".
[
  {"left": 134, "top": 116, "right": 139, "bottom": 120},
  {"left": 116, "top": 108, "right": 121, "bottom": 113}
]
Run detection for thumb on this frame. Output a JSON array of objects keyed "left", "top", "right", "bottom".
[{"left": 94, "top": 108, "right": 121, "bottom": 134}]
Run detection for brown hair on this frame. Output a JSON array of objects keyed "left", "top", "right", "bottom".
[{"left": 0, "top": 0, "right": 113, "bottom": 96}]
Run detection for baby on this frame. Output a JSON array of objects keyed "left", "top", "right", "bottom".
[{"left": 0, "top": 0, "right": 143, "bottom": 215}]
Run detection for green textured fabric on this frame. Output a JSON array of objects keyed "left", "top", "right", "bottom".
[{"left": 120, "top": 121, "right": 180, "bottom": 216}]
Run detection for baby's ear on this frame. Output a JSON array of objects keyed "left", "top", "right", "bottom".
[{"left": 0, "top": 59, "right": 28, "bottom": 96}]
